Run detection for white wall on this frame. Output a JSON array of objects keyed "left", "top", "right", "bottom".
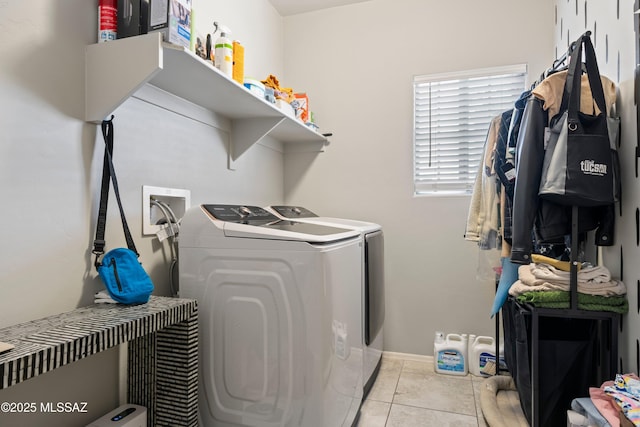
[
  {"left": 0, "top": 1, "right": 284, "bottom": 425},
  {"left": 282, "top": 0, "right": 556, "bottom": 355}
]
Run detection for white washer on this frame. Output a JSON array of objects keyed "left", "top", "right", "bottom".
[
  {"left": 179, "top": 205, "right": 364, "bottom": 427},
  {"left": 266, "top": 206, "right": 384, "bottom": 397}
]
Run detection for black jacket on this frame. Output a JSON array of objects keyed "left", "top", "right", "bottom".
[{"left": 510, "top": 96, "right": 614, "bottom": 264}]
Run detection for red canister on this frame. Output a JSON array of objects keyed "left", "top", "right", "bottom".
[{"left": 98, "top": 0, "right": 117, "bottom": 42}]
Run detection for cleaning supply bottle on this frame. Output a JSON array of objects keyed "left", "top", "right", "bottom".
[
  {"left": 232, "top": 40, "right": 245, "bottom": 84},
  {"left": 213, "top": 22, "right": 233, "bottom": 78},
  {"left": 434, "top": 331, "right": 444, "bottom": 353},
  {"left": 98, "top": 0, "right": 117, "bottom": 42},
  {"left": 470, "top": 335, "right": 498, "bottom": 376},
  {"left": 434, "top": 333, "right": 468, "bottom": 376}
]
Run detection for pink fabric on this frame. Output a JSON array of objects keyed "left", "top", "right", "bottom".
[
  {"left": 591, "top": 381, "right": 621, "bottom": 427},
  {"left": 591, "top": 375, "right": 640, "bottom": 427}
]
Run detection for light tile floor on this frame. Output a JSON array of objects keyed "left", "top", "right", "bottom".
[{"left": 357, "top": 353, "right": 489, "bottom": 427}]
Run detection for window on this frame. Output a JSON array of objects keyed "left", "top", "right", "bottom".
[{"left": 413, "top": 65, "right": 527, "bottom": 196}]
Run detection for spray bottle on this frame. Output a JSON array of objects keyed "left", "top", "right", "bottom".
[{"left": 213, "top": 22, "right": 233, "bottom": 78}]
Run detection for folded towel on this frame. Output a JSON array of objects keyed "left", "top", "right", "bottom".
[
  {"left": 515, "top": 291, "right": 628, "bottom": 313},
  {"left": 513, "top": 263, "right": 626, "bottom": 297},
  {"left": 528, "top": 263, "right": 611, "bottom": 285}
]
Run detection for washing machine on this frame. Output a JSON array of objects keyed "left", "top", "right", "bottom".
[
  {"left": 179, "top": 204, "right": 364, "bottom": 427},
  {"left": 266, "top": 206, "right": 384, "bottom": 397}
]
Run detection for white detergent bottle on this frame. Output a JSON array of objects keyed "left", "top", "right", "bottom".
[
  {"left": 470, "top": 335, "right": 496, "bottom": 376},
  {"left": 468, "top": 334, "right": 476, "bottom": 354},
  {"left": 213, "top": 22, "right": 233, "bottom": 77},
  {"left": 434, "top": 333, "right": 468, "bottom": 376}
]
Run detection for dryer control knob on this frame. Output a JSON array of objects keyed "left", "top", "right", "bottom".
[
  {"left": 238, "top": 206, "right": 252, "bottom": 217},
  {"left": 292, "top": 207, "right": 302, "bottom": 215}
]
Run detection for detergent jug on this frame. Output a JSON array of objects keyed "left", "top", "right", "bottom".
[
  {"left": 470, "top": 335, "right": 504, "bottom": 376},
  {"left": 434, "top": 333, "right": 468, "bottom": 376}
]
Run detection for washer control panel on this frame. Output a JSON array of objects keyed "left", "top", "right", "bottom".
[
  {"left": 271, "top": 205, "right": 318, "bottom": 218},
  {"left": 203, "top": 205, "right": 278, "bottom": 223}
]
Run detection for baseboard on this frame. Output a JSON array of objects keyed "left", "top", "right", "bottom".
[{"left": 382, "top": 351, "right": 434, "bottom": 363}]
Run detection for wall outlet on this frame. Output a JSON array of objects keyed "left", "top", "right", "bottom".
[{"left": 142, "top": 185, "right": 191, "bottom": 236}]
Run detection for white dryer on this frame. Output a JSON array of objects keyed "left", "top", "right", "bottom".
[
  {"left": 179, "top": 205, "right": 364, "bottom": 427},
  {"left": 266, "top": 206, "right": 384, "bottom": 397}
]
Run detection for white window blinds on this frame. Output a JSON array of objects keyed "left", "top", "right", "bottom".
[{"left": 413, "top": 65, "right": 527, "bottom": 196}]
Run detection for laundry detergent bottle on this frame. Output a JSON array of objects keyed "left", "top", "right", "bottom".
[
  {"left": 470, "top": 335, "right": 496, "bottom": 376},
  {"left": 213, "top": 22, "right": 233, "bottom": 77},
  {"left": 434, "top": 333, "right": 468, "bottom": 376}
]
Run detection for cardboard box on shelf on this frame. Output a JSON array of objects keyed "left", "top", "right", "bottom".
[
  {"left": 294, "top": 93, "right": 309, "bottom": 123},
  {"left": 148, "top": 0, "right": 191, "bottom": 48}
]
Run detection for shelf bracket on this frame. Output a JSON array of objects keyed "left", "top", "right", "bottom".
[
  {"left": 85, "top": 33, "right": 164, "bottom": 122},
  {"left": 228, "top": 117, "right": 285, "bottom": 169}
]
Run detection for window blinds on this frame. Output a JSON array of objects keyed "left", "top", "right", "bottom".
[{"left": 413, "top": 65, "right": 527, "bottom": 195}]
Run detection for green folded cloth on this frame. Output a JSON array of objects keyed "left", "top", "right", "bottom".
[{"left": 516, "top": 291, "right": 628, "bottom": 314}]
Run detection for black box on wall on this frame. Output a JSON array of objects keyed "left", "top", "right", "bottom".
[{"left": 117, "top": 0, "right": 149, "bottom": 39}]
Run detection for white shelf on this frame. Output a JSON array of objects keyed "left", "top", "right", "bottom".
[{"left": 85, "top": 32, "right": 328, "bottom": 165}]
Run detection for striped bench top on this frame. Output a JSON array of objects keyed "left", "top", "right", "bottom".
[{"left": 0, "top": 296, "right": 197, "bottom": 389}]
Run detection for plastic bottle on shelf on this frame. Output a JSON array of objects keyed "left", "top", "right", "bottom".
[
  {"left": 434, "top": 333, "right": 468, "bottom": 376},
  {"left": 98, "top": 0, "right": 117, "bottom": 42},
  {"left": 232, "top": 40, "right": 244, "bottom": 84},
  {"left": 213, "top": 22, "right": 233, "bottom": 78}
]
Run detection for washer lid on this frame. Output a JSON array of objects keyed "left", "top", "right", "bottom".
[{"left": 202, "top": 205, "right": 359, "bottom": 242}]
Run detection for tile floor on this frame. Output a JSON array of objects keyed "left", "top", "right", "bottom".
[{"left": 356, "top": 353, "right": 489, "bottom": 427}]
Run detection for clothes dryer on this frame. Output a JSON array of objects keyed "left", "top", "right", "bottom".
[
  {"left": 179, "top": 205, "right": 364, "bottom": 427},
  {"left": 266, "top": 206, "right": 384, "bottom": 397}
]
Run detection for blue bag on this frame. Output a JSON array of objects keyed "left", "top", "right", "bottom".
[
  {"left": 97, "top": 248, "right": 154, "bottom": 304},
  {"left": 92, "top": 117, "right": 154, "bottom": 305}
]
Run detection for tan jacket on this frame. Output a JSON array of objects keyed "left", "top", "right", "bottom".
[
  {"left": 532, "top": 70, "right": 617, "bottom": 123},
  {"left": 465, "top": 115, "right": 501, "bottom": 248}
]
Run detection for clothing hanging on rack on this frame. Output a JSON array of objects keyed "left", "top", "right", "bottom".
[
  {"left": 509, "top": 74, "right": 617, "bottom": 265},
  {"left": 466, "top": 31, "right": 623, "bottom": 318},
  {"left": 533, "top": 70, "right": 617, "bottom": 124},
  {"left": 464, "top": 115, "right": 502, "bottom": 250},
  {"left": 467, "top": 34, "right": 623, "bottom": 311},
  {"left": 501, "top": 32, "right": 626, "bottom": 427}
]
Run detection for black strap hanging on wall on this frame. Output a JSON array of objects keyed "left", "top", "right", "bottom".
[{"left": 92, "top": 115, "right": 139, "bottom": 270}]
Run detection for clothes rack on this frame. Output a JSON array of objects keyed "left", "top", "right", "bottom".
[
  {"left": 552, "top": 31, "right": 589, "bottom": 72},
  {"left": 504, "top": 31, "right": 620, "bottom": 427},
  {"left": 538, "top": 30, "right": 590, "bottom": 84}
]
